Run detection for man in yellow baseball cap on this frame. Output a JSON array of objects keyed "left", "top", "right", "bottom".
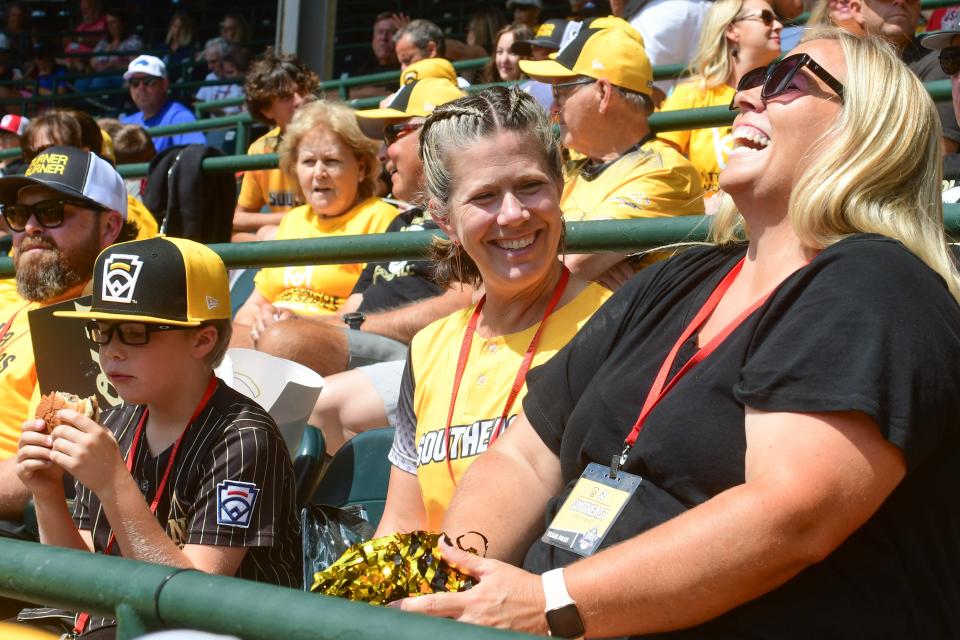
[{"left": 520, "top": 20, "right": 705, "bottom": 290}]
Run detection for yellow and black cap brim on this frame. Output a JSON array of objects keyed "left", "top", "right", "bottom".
[
  {"left": 355, "top": 79, "right": 464, "bottom": 139},
  {"left": 519, "top": 22, "right": 603, "bottom": 81},
  {"left": 54, "top": 236, "right": 230, "bottom": 326}
]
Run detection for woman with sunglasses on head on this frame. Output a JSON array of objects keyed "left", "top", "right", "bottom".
[
  {"left": 660, "top": 0, "right": 783, "bottom": 208},
  {"left": 233, "top": 100, "right": 398, "bottom": 350},
  {"left": 398, "top": 31, "right": 960, "bottom": 637}
]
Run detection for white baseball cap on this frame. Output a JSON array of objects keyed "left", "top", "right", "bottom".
[{"left": 123, "top": 55, "right": 167, "bottom": 80}]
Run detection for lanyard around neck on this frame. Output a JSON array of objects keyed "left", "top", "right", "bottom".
[
  {"left": 443, "top": 266, "right": 570, "bottom": 485},
  {"left": 613, "top": 256, "right": 779, "bottom": 474},
  {"left": 75, "top": 374, "right": 219, "bottom": 634}
]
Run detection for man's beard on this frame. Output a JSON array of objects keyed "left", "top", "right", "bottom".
[{"left": 14, "top": 226, "right": 102, "bottom": 303}]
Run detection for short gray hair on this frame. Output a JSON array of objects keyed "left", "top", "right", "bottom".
[
  {"left": 393, "top": 19, "right": 446, "bottom": 57},
  {"left": 204, "top": 36, "right": 231, "bottom": 57},
  {"left": 419, "top": 86, "right": 563, "bottom": 286}
]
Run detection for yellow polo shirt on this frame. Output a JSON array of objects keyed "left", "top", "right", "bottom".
[
  {"left": 254, "top": 198, "right": 398, "bottom": 314},
  {"left": 561, "top": 138, "right": 705, "bottom": 222},
  {"left": 409, "top": 282, "right": 611, "bottom": 529},
  {"left": 659, "top": 81, "right": 736, "bottom": 197},
  {"left": 237, "top": 128, "right": 300, "bottom": 212}
]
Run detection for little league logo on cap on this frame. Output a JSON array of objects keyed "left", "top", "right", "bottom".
[
  {"left": 55, "top": 236, "right": 231, "bottom": 326},
  {"left": 355, "top": 78, "right": 466, "bottom": 139},
  {"left": 217, "top": 480, "right": 259, "bottom": 528},
  {"left": 399, "top": 58, "right": 458, "bottom": 87},
  {"left": 101, "top": 254, "right": 144, "bottom": 304},
  {"left": 123, "top": 54, "right": 166, "bottom": 80},
  {"left": 0, "top": 146, "right": 127, "bottom": 218},
  {"left": 0, "top": 114, "right": 29, "bottom": 137},
  {"left": 520, "top": 17, "right": 653, "bottom": 95}
]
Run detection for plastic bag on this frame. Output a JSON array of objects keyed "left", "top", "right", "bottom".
[{"left": 301, "top": 503, "right": 376, "bottom": 590}]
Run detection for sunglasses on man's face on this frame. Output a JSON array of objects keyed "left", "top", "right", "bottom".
[
  {"left": 2, "top": 199, "right": 97, "bottom": 232},
  {"left": 383, "top": 122, "right": 423, "bottom": 146},
  {"left": 733, "top": 9, "right": 778, "bottom": 26},
  {"left": 128, "top": 77, "right": 159, "bottom": 89},
  {"left": 939, "top": 47, "right": 960, "bottom": 76},
  {"left": 729, "top": 52, "right": 845, "bottom": 110},
  {"left": 85, "top": 320, "right": 189, "bottom": 346}
]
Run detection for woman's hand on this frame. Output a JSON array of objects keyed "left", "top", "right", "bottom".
[
  {"left": 397, "top": 537, "right": 549, "bottom": 636},
  {"left": 249, "top": 304, "right": 296, "bottom": 344},
  {"left": 48, "top": 410, "right": 126, "bottom": 497},
  {"left": 16, "top": 419, "right": 65, "bottom": 498}
]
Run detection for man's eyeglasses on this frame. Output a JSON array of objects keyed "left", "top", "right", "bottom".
[
  {"left": 128, "top": 77, "right": 160, "bottom": 89},
  {"left": 729, "top": 53, "right": 845, "bottom": 110},
  {"left": 85, "top": 320, "right": 189, "bottom": 346},
  {"left": 939, "top": 46, "right": 960, "bottom": 76},
  {"left": 2, "top": 199, "right": 99, "bottom": 232},
  {"left": 551, "top": 77, "right": 596, "bottom": 101},
  {"left": 732, "top": 9, "right": 778, "bottom": 26},
  {"left": 384, "top": 122, "right": 423, "bottom": 146}
]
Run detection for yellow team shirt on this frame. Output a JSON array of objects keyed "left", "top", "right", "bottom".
[
  {"left": 0, "top": 300, "right": 39, "bottom": 459},
  {"left": 561, "top": 138, "right": 705, "bottom": 222},
  {"left": 0, "top": 277, "right": 22, "bottom": 310},
  {"left": 237, "top": 128, "right": 300, "bottom": 212},
  {"left": 658, "top": 81, "right": 735, "bottom": 197},
  {"left": 409, "top": 282, "right": 611, "bottom": 529},
  {"left": 254, "top": 198, "right": 398, "bottom": 314},
  {"left": 127, "top": 195, "right": 159, "bottom": 240}
]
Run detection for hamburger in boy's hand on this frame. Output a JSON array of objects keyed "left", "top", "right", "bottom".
[{"left": 35, "top": 392, "right": 100, "bottom": 432}]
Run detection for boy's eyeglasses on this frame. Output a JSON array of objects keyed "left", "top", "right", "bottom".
[
  {"left": 732, "top": 9, "right": 778, "bottom": 26},
  {"left": 85, "top": 320, "right": 189, "bottom": 346},
  {"left": 551, "top": 77, "right": 596, "bottom": 100},
  {"left": 939, "top": 46, "right": 960, "bottom": 76},
  {"left": 729, "top": 53, "right": 845, "bottom": 111},
  {"left": 128, "top": 77, "right": 160, "bottom": 89},
  {"left": 384, "top": 122, "right": 423, "bottom": 146},
  {"left": 2, "top": 199, "right": 99, "bottom": 232}
]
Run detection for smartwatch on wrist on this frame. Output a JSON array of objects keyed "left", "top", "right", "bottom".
[
  {"left": 542, "top": 568, "right": 585, "bottom": 639},
  {"left": 342, "top": 311, "right": 366, "bottom": 330}
]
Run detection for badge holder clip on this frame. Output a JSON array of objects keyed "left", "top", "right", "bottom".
[{"left": 609, "top": 444, "right": 631, "bottom": 480}]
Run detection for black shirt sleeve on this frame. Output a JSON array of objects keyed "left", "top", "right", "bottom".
[
  {"left": 734, "top": 237, "right": 960, "bottom": 470},
  {"left": 351, "top": 214, "right": 408, "bottom": 296}
]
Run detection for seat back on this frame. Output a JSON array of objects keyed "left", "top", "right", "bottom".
[{"left": 309, "top": 427, "right": 394, "bottom": 528}]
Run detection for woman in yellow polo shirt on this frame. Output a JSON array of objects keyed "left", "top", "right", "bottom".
[
  {"left": 659, "top": 0, "right": 783, "bottom": 206},
  {"left": 234, "top": 100, "right": 398, "bottom": 337},
  {"left": 376, "top": 87, "right": 611, "bottom": 535}
]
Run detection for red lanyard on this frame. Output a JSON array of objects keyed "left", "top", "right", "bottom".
[
  {"left": 613, "top": 257, "right": 778, "bottom": 474},
  {"left": 443, "top": 266, "right": 570, "bottom": 484},
  {"left": 75, "top": 374, "right": 218, "bottom": 635}
]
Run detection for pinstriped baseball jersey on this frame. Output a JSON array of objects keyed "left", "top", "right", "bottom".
[{"left": 72, "top": 381, "right": 300, "bottom": 631}]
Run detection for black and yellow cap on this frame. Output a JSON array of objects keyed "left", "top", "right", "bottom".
[
  {"left": 355, "top": 78, "right": 466, "bottom": 139},
  {"left": 55, "top": 236, "right": 230, "bottom": 326},
  {"left": 519, "top": 17, "right": 653, "bottom": 96},
  {"left": 398, "top": 58, "right": 458, "bottom": 87}
]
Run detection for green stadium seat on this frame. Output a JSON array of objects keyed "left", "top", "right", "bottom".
[
  {"left": 308, "top": 427, "right": 394, "bottom": 529},
  {"left": 293, "top": 427, "right": 326, "bottom": 508}
]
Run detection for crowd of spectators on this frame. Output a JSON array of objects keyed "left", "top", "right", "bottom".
[{"left": 0, "top": 1, "right": 959, "bottom": 638}]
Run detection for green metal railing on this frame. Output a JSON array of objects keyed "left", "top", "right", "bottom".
[
  {"left": 0, "top": 538, "right": 532, "bottom": 640},
  {"left": 2, "top": 212, "right": 960, "bottom": 278}
]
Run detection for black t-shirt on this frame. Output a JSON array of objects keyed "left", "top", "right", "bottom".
[
  {"left": 352, "top": 207, "right": 444, "bottom": 313},
  {"left": 74, "top": 381, "right": 302, "bottom": 590},
  {"left": 904, "top": 38, "right": 960, "bottom": 144},
  {"left": 522, "top": 235, "right": 960, "bottom": 638}
]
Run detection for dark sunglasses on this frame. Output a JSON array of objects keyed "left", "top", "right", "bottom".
[
  {"left": 733, "top": 9, "right": 778, "bottom": 26},
  {"left": 2, "top": 199, "right": 99, "bottom": 232},
  {"left": 384, "top": 122, "right": 423, "bottom": 146},
  {"left": 729, "top": 53, "right": 845, "bottom": 111},
  {"left": 85, "top": 320, "right": 189, "bottom": 346},
  {"left": 939, "top": 47, "right": 960, "bottom": 76},
  {"left": 128, "top": 77, "right": 160, "bottom": 89}
]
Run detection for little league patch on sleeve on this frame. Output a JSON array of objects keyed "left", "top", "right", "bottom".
[{"left": 217, "top": 480, "right": 260, "bottom": 528}]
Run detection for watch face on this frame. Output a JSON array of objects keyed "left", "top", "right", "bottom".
[{"left": 546, "top": 604, "right": 585, "bottom": 638}]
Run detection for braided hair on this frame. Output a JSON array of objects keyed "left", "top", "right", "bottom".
[{"left": 418, "top": 86, "right": 563, "bottom": 286}]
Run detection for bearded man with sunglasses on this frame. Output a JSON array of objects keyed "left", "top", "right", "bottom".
[
  {"left": 119, "top": 55, "right": 206, "bottom": 154},
  {"left": 0, "top": 146, "right": 136, "bottom": 520}
]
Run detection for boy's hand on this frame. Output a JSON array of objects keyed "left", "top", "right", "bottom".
[
  {"left": 49, "top": 410, "right": 126, "bottom": 496},
  {"left": 16, "top": 418, "right": 65, "bottom": 498}
]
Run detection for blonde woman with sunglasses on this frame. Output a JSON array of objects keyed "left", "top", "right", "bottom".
[{"left": 660, "top": 0, "right": 783, "bottom": 205}]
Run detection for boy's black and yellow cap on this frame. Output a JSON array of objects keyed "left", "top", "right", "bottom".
[
  {"left": 519, "top": 17, "right": 653, "bottom": 96},
  {"left": 55, "top": 236, "right": 230, "bottom": 326},
  {"left": 355, "top": 78, "right": 465, "bottom": 139}
]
